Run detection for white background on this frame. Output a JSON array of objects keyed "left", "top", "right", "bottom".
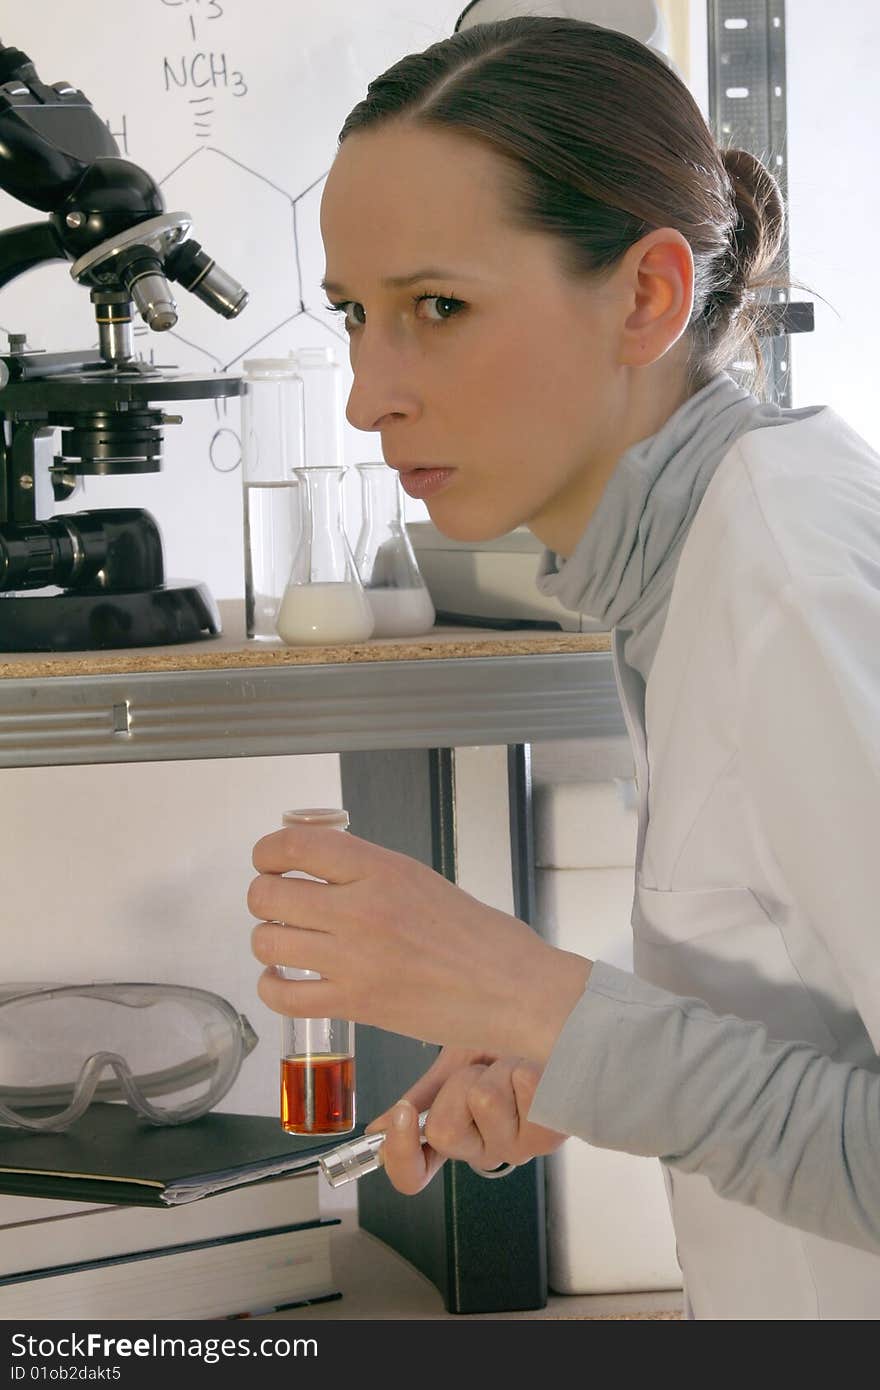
[{"left": 786, "top": 1, "right": 880, "bottom": 451}]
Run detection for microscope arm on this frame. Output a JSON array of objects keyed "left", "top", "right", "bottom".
[{"left": 0, "top": 222, "right": 65, "bottom": 292}]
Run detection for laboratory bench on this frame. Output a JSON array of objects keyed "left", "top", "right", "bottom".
[{"left": 0, "top": 602, "right": 633, "bottom": 1317}]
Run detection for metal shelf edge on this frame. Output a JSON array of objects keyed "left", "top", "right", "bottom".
[{"left": 0, "top": 650, "right": 625, "bottom": 767}]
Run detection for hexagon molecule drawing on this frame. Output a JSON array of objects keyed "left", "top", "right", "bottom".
[{"left": 154, "top": 143, "right": 348, "bottom": 475}]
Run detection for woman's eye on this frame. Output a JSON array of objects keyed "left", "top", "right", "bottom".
[
  {"left": 413, "top": 294, "right": 465, "bottom": 322},
  {"left": 325, "top": 301, "right": 365, "bottom": 331},
  {"left": 324, "top": 295, "right": 465, "bottom": 330}
]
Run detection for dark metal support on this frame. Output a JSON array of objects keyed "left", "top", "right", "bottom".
[
  {"left": 339, "top": 745, "right": 547, "bottom": 1314},
  {"left": 708, "top": 0, "right": 794, "bottom": 405}
]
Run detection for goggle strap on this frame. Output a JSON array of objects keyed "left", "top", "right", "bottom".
[
  {"left": 0, "top": 1044, "right": 237, "bottom": 1131},
  {"left": 0, "top": 1010, "right": 260, "bottom": 1132}
]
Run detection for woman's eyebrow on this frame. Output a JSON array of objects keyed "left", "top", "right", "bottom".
[{"left": 322, "top": 267, "right": 482, "bottom": 296}]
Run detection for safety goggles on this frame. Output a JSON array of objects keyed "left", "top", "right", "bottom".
[{"left": 0, "top": 982, "right": 259, "bottom": 1132}]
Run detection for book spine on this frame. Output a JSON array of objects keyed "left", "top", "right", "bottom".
[
  {"left": 0, "top": 1172, "right": 321, "bottom": 1278},
  {"left": 0, "top": 1217, "right": 339, "bottom": 1287},
  {"left": 0, "top": 1221, "right": 340, "bottom": 1321}
]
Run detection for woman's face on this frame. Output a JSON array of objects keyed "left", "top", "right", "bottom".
[{"left": 320, "top": 122, "right": 633, "bottom": 550}]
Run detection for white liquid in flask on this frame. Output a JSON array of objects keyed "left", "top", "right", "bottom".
[
  {"left": 276, "top": 582, "right": 375, "bottom": 645},
  {"left": 366, "top": 587, "right": 436, "bottom": 638}
]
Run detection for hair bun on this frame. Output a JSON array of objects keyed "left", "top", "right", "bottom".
[{"left": 721, "top": 147, "right": 785, "bottom": 287}]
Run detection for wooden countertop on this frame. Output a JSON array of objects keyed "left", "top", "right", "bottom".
[{"left": 0, "top": 601, "right": 610, "bottom": 681}]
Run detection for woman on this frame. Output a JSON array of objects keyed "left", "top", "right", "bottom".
[{"left": 248, "top": 18, "right": 880, "bottom": 1319}]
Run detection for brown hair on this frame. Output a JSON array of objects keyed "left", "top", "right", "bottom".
[{"left": 338, "top": 17, "right": 786, "bottom": 391}]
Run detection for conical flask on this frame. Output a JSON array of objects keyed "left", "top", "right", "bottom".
[
  {"left": 353, "top": 463, "right": 436, "bottom": 637},
  {"left": 276, "top": 466, "right": 374, "bottom": 645}
]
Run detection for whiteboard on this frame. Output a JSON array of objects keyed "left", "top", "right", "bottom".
[{"left": 0, "top": 1, "right": 465, "bottom": 601}]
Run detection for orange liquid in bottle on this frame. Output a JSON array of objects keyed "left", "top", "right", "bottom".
[{"left": 280, "top": 1054, "right": 355, "bottom": 1135}]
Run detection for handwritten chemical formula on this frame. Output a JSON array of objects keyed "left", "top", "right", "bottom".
[
  {"left": 151, "top": 0, "right": 345, "bottom": 474},
  {"left": 160, "top": 0, "right": 248, "bottom": 138}
]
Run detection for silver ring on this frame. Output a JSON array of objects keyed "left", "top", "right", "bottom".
[{"left": 468, "top": 1161, "right": 518, "bottom": 1179}]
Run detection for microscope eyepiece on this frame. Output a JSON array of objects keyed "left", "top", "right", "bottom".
[
  {"left": 0, "top": 509, "right": 164, "bottom": 593},
  {"left": 0, "top": 44, "right": 38, "bottom": 86}
]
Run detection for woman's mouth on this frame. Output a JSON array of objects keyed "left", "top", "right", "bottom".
[{"left": 397, "top": 467, "right": 456, "bottom": 499}]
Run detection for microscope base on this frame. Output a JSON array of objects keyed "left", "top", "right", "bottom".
[{"left": 0, "top": 582, "right": 221, "bottom": 652}]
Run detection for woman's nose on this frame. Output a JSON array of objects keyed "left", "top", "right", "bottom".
[{"left": 345, "top": 343, "right": 421, "bottom": 432}]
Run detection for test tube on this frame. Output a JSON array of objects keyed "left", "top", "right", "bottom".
[{"left": 278, "top": 807, "right": 355, "bottom": 1135}]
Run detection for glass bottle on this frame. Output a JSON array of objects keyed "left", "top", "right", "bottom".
[
  {"left": 353, "top": 463, "right": 436, "bottom": 637},
  {"left": 295, "top": 347, "right": 344, "bottom": 471},
  {"left": 278, "top": 807, "right": 355, "bottom": 1136},
  {"left": 275, "top": 466, "right": 374, "bottom": 645},
  {"left": 240, "top": 356, "right": 305, "bottom": 640}
]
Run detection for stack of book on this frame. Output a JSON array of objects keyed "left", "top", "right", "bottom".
[{"left": 0, "top": 1106, "right": 365, "bottom": 1320}]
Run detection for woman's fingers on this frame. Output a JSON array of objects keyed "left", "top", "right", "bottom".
[
  {"left": 464, "top": 1063, "right": 522, "bottom": 1169},
  {"left": 251, "top": 919, "right": 335, "bottom": 977},
  {"left": 508, "top": 1061, "right": 568, "bottom": 1159},
  {"left": 424, "top": 1064, "right": 507, "bottom": 1169},
  {"left": 364, "top": 1049, "right": 497, "bottom": 1197},
  {"left": 255, "top": 963, "right": 341, "bottom": 1018},
  {"left": 380, "top": 1070, "right": 491, "bottom": 1192},
  {"left": 247, "top": 869, "right": 347, "bottom": 936},
  {"left": 377, "top": 1099, "right": 446, "bottom": 1196},
  {"left": 365, "top": 1047, "right": 496, "bottom": 1134},
  {"left": 431, "top": 1058, "right": 568, "bottom": 1169},
  {"left": 360, "top": 1054, "right": 569, "bottom": 1197},
  {"left": 252, "top": 824, "right": 396, "bottom": 882}
]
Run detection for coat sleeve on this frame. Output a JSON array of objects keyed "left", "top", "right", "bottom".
[
  {"left": 738, "top": 573, "right": 880, "bottom": 1052},
  {"left": 530, "top": 960, "right": 880, "bottom": 1254}
]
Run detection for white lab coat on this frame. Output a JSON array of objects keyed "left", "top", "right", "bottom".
[{"left": 614, "top": 405, "right": 880, "bottom": 1318}]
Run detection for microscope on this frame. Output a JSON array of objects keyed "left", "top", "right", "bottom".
[{"left": 0, "top": 40, "right": 248, "bottom": 652}]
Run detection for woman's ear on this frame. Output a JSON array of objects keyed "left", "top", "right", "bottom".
[{"left": 618, "top": 228, "right": 695, "bottom": 366}]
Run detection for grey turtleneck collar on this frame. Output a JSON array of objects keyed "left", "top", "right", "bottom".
[{"left": 536, "top": 371, "right": 821, "bottom": 683}]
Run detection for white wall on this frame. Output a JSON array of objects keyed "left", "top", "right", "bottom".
[{"left": 786, "top": 2, "right": 880, "bottom": 447}]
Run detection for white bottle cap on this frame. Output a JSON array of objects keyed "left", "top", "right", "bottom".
[
  {"left": 282, "top": 808, "right": 350, "bottom": 829},
  {"left": 295, "top": 346, "right": 337, "bottom": 368},
  {"left": 242, "top": 354, "right": 299, "bottom": 378}
]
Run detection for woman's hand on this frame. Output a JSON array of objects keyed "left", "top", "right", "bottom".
[
  {"left": 363, "top": 1047, "right": 568, "bottom": 1196},
  {"left": 248, "top": 823, "right": 591, "bottom": 1063}
]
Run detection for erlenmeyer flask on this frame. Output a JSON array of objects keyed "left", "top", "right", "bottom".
[
  {"left": 276, "top": 466, "right": 374, "bottom": 645},
  {"left": 353, "top": 463, "right": 436, "bottom": 637}
]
